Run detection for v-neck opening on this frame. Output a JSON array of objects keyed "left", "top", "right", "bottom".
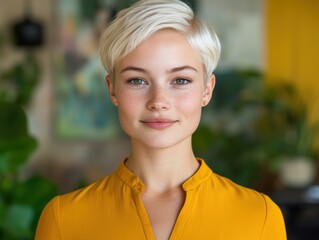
[
  {"left": 168, "top": 190, "right": 194, "bottom": 239},
  {"left": 133, "top": 188, "right": 194, "bottom": 240}
]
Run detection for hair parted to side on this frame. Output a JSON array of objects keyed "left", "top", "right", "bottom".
[{"left": 99, "top": 0, "right": 221, "bottom": 82}]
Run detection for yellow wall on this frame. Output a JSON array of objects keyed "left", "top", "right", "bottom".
[{"left": 265, "top": 0, "right": 319, "bottom": 125}]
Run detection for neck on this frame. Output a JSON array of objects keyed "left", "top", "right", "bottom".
[{"left": 125, "top": 140, "right": 199, "bottom": 193}]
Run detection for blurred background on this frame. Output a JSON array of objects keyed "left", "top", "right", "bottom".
[{"left": 0, "top": 0, "right": 318, "bottom": 239}]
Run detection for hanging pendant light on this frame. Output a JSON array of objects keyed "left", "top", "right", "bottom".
[{"left": 11, "top": 0, "right": 44, "bottom": 47}]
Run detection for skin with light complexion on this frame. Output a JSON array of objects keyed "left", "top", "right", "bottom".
[
  {"left": 107, "top": 29, "right": 215, "bottom": 153},
  {"left": 106, "top": 29, "right": 215, "bottom": 240}
]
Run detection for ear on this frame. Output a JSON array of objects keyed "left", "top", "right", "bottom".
[
  {"left": 202, "top": 74, "right": 216, "bottom": 106},
  {"left": 106, "top": 75, "right": 117, "bottom": 106}
]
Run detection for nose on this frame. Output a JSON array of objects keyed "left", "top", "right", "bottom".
[{"left": 146, "top": 85, "right": 170, "bottom": 111}]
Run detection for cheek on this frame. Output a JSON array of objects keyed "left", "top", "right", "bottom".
[
  {"left": 178, "top": 90, "right": 203, "bottom": 111},
  {"left": 116, "top": 92, "right": 141, "bottom": 128},
  {"left": 177, "top": 92, "right": 203, "bottom": 122},
  {"left": 117, "top": 105, "right": 135, "bottom": 136},
  {"left": 117, "top": 88, "right": 141, "bottom": 106}
]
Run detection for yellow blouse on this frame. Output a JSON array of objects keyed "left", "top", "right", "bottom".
[{"left": 35, "top": 159, "right": 286, "bottom": 239}]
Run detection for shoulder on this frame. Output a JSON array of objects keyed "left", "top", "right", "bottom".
[
  {"left": 203, "top": 172, "right": 286, "bottom": 239},
  {"left": 203, "top": 170, "right": 282, "bottom": 217},
  {"left": 35, "top": 174, "right": 117, "bottom": 239},
  {"left": 209, "top": 172, "right": 267, "bottom": 203},
  {"left": 57, "top": 174, "right": 117, "bottom": 207},
  {"left": 39, "top": 173, "right": 119, "bottom": 220}
]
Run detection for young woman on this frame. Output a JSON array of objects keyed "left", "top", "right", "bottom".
[{"left": 36, "top": 0, "right": 286, "bottom": 239}]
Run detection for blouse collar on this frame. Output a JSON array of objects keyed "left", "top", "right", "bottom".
[{"left": 115, "top": 158, "right": 213, "bottom": 193}]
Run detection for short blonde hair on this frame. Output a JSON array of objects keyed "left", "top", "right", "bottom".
[{"left": 99, "top": 0, "right": 221, "bottom": 81}]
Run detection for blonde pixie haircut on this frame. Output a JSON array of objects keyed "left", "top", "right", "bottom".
[{"left": 99, "top": 0, "right": 221, "bottom": 82}]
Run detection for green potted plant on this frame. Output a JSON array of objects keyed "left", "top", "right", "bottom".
[
  {"left": 247, "top": 82, "right": 319, "bottom": 188},
  {"left": 0, "top": 32, "right": 58, "bottom": 240}
]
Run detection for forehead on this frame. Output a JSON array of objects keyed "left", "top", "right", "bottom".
[{"left": 116, "top": 29, "right": 203, "bottom": 74}]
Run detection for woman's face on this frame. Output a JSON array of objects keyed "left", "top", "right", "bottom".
[{"left": 107, "top": 30, "right": 215, "bottom": 149}]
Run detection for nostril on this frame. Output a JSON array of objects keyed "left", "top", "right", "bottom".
[
  {"left": 147, "top": 102, "right": 169, "bottom": 110},
  {"left": 146, "top": 97, "right": 169, "bottom": 110}
]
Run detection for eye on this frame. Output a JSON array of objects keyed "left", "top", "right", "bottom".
[
  {"left": 172, "top": 78, "right": 191, "bottom": 85},
  {"left": 127, "top": 78, "right": 147, "bottom": 86}
]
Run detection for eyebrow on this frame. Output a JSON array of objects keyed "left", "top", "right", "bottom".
[
  {"left": 169, "top": 65, "right": 198, "bottom": 73},
  {"left": 120, "top": 65, "right": 199, "bottom": 74},
  {"left": 120, "top": 66, "right": 148, "bottom": 73}
]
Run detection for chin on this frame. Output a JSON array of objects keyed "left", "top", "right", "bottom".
[{"left": 137, "top": 134, "right": 193, "bottom": 150}]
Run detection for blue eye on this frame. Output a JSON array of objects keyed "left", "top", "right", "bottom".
[
  {"left": 128, "top": 78, "right": 147, "bottom": 85},
  {"left": 172, "top": 78, "right": 191, "bottom": 85}
]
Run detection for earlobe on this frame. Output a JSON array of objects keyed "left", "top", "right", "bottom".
[{"left": 105, "top": 75, "right": 118, "bottom": 106}]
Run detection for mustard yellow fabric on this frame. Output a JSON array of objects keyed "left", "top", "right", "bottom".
[{"left": 35, "top": 159, "right": 286, "bottom": 239}]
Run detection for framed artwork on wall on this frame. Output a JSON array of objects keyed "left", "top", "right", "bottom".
[{"left": 54, "top": 0, "right": 120, "bottom": 139}]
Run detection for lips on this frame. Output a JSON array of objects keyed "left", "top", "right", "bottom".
[{"left": 140, "top": 118, "right": 178, "bottom": 130}]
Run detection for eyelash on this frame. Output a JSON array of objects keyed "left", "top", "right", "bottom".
[
  {"left": 127, "top": 78, "right": 147, "bottom": 86},
  {"left": 172, "top": 78, "right": 192, "bottom": 85},
  {"left": 126, "top": 77, "right": 192, "bottom": 86}
]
